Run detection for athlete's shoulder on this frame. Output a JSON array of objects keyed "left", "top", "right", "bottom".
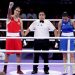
[{"left": 10, "top": 15, "right": 14, "bottom": 19}]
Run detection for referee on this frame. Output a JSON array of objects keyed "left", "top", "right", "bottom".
[{"left": 25, "top": 11, "right": 57, "bottom": 74}]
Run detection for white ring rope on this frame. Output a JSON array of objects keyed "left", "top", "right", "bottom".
[
  {"left": 0, "top": 49, "right": 75, "bottom": 53},
  {"left": 0, "top": 29, "right": 75, "bottom": 32},
  {"left": 0, "top": 18, "right": 75, "bottom": 21},
  {"left": 0, "top": 63, "right": 74, "bottom": 65},
  {"left": 0, "top": 19, "right": 61, "bottom": 21},
  {"left": 0, "top": 37, "right": 75, "bottom": 39}
]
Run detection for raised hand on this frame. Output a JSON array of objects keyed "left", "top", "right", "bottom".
[{"left": 9, "top": 2, "right": 14, "bottom": 9}]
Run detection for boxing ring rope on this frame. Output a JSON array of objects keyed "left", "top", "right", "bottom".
[
  {"left": 0, "top": 19, "right": 61, "bottom": 21},
  {"left": 0, "top": 49, "right": 75, "bottom": 53},
  {"left": 0, "top": 63, "right": 74, "bottom": 65},
  {"left": 0, "top": 36, "right": 75, "bottom": 39},
  {"left": 0, "top": 19, "right": 75, "bottom": 75}
]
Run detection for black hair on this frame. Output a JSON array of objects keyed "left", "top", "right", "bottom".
[
  {"left": 12, "top": 6, "right": 21, "bottom": 14},
  {"left": 39, "top": 11, "right": 46, "bottom": 15},
  {"left": 14, "top": 6, "right": 21, "bottom": 11}
]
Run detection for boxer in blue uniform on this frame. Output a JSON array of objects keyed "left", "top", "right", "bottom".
[
  {"left": 60, "top": 18, "right": 74, "bottom": 51},
  {"left": 57, "top": 12, "right": 75, "bottom": 75}
]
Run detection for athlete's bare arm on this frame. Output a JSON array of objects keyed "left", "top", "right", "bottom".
[
  {"left": 58, "top": 21, "right": 61, "bottom": 37},
  {"left": 20, "top": 19, "right": 24, "bottom": 36},
  {"left": 7, "top": 2, "right": 14, "bottom": 19}
]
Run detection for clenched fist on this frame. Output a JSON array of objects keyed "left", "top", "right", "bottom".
[{"left": 9, "top": 2, "right": 14, "bottom": 9}]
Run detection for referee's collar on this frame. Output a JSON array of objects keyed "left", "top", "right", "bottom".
[{"left": 39, "top": 20, "right": 44, "bottom": 23}]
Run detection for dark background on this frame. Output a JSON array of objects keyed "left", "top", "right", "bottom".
[{"left": 0, "top": 0, "right": 75, "bottom": 18}]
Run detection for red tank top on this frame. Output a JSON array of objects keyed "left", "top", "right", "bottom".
[{"left": 7, "top": 17, "right": 21, "bottom": 33}]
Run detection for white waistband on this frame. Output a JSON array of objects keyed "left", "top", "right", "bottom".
[
  {"left": 61, "top": 32, "right": 74, "bottom": 36},
  {"left": 6, "top": 32, "right": 19, "bottom": 36}
]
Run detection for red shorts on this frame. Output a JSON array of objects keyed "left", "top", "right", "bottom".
[{"left": 6, "top": 39, "right": 22, "bottom": 54}]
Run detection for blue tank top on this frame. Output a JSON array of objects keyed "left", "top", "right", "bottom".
[{"left": 61, "top": 19, "right": 74, "bottom": 33}]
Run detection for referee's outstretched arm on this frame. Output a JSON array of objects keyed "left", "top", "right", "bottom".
[{"left": 25, "top": 28, "right": 30, "bottom": 36}]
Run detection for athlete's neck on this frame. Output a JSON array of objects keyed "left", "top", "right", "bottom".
[{"left": 13, "top": 15, "right": 19, "bottom": 19}]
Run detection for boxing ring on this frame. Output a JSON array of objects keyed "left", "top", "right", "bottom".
[{"left": 0, "top": 19, "right": 75, "bottom": 75}]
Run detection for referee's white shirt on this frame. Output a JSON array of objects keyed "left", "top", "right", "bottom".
[{"left": 29, "top": 19, "right": 55, "bottom": 38}]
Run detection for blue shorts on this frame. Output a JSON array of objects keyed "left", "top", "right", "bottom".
[{"left": 59, "top": 36, "right": 75, "bottom": 51}]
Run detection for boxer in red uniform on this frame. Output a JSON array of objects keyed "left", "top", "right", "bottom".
[{"left": 3, "top": 2, "right": 24, "bottom": 74}]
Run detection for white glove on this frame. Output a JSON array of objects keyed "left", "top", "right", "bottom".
[
  {"left": 9, "top": 2, "right": 14, "bottom": 9},
  {"left": 23, "top": 40, "right": 27, "bottom": 46},
  {"left": 55, "top": 42, "right": 58, "bottom": 48},
  {"left": 0, "top": 52, "right": 5, "bottom": 60}
]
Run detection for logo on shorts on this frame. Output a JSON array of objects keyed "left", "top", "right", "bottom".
[{"left": 63, "top": 24, "right": 65, "bottom": 26}]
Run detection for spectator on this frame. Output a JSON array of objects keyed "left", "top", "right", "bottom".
[
  {"left": 27, "top": 8, "right": 37, "bottom": 19},
  {"left": 0, "top": 21, "right": 6, "bottom": 29},
  {"left": 27, "top": 8, "right": 37, "bottom": 28},
  {"left": 73, "top": 14, "right": 75, "bottom": 19},
  {"left": 54, "top": 15, "right": 59, "bottom": 19},
  {"left": 20, "top": 13, "right": 26, "bottom": 19},
  {"left": 24, "top": 0, "right": 31, "bottom": 5},
  {"left": 0, "top": 9, "right": 2, "bottom": 18},
  {"left": 0, "top": 22, "right": 2, "bottom": 29}
]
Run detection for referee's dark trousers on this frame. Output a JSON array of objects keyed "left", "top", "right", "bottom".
[{"left": 33, "top": 39, "right": 49, "bottom": 71}]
